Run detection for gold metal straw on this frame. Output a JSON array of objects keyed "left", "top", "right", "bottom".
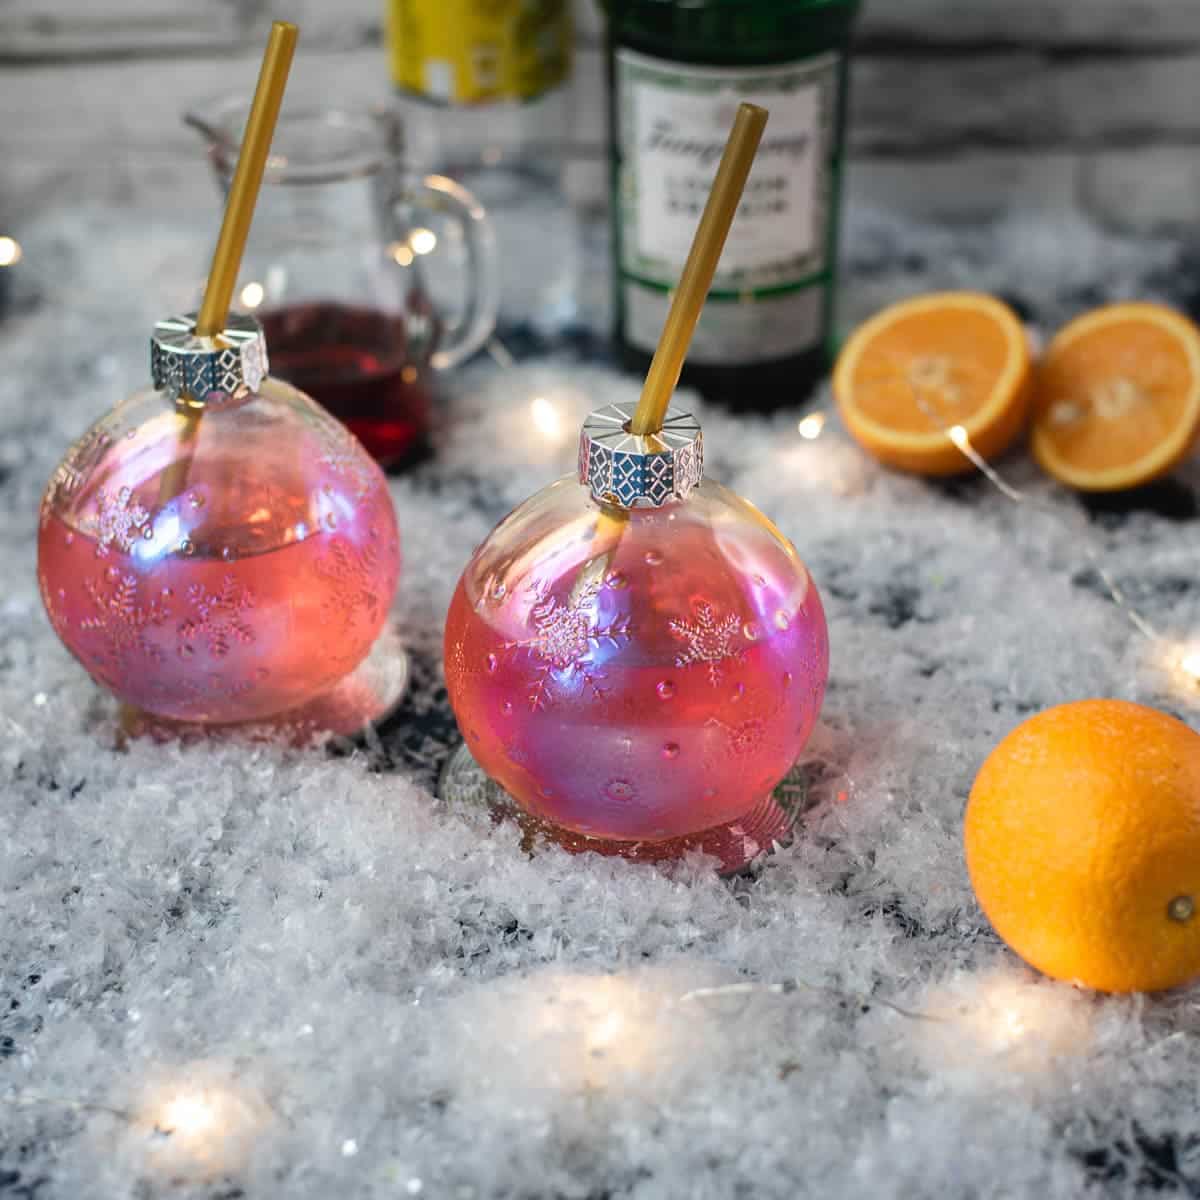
[
  {"left": 195, "top": 20, "right": 298, "bottom": 337},
  {"left": 628, "top": 102, "right": 768, "bottom": 438},
  {"left": 159, "top": 20, "right": 298, "bottom": 503}
]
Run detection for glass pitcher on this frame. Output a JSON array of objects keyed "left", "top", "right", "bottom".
[{"left": 186, "top": 98, "right": 499, "bottom": 467}]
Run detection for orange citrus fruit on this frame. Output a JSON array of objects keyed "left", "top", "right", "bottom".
[
  {"left": 965, "top": 699, "right": 1200, "bottom": 993},
  {"left": 1032, "top": 302, "right": 1200, "bottom": 491},
  {"left": 833, "top": 291, "right": 1032, "bottom": 476}
]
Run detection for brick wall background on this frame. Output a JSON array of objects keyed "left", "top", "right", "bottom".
[{"left": 2, "top": 0, "right": 1197, "bottom": 232}]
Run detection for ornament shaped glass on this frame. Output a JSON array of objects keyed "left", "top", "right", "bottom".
[
  {"left": 37, "top": 312, "right": 403, "bottom": 732},
  {"left": 443, "top": 402, "right": 829, "bottom": 871}
]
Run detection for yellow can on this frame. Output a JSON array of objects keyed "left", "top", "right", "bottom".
[{"left": 387, "top": 0, "right": 572, "bottom": 105}]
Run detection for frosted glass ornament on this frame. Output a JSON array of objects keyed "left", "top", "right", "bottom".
[
  {"left": 443, "top": 402, "right": 828, "bottom": 871},
  {"left": 37, "top": 313, "right": 403, "bottom": 730}
]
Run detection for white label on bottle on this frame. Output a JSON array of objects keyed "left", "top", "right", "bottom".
[
  {"left": 616, "top": 48, "right": 840, "bottom": 363},
  {"left": 624, "top": 282, "right": 824, "bottom": 364}
]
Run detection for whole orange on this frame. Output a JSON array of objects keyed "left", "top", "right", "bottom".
[{"left": 965, "top": 699, "right": 1200, "bottom": 993}]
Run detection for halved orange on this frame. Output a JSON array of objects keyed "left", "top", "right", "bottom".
[
  {"left": 833, "top": 292, "right": 1032, "bottom": 476},
  {"left": 1032, "top": 302, "right": 1200, "bottom": 492}
]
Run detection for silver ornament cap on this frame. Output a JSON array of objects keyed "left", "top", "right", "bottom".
[
  {"left": 578, "top": 402, "right": 704, "bottom": 509},
  {"left": 150, "top": 311, "right": 268, "bottom": 404}
]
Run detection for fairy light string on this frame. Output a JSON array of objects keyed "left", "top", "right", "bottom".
[
  {"left": 677, "top": 979, "right": 943, "bottom": 1023},
  {"left": 809, "top": 351, "right": 1185, "bottom": 662},
  {"left": 905, "top": 380, "right": 1172, "bottom": 649},
  {"left": 946, "top": 423, "right": 1165, "bottom": 643}
]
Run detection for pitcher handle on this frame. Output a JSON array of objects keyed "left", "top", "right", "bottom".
[{"left": 401, "top": 173, "right": 499, "bottom": 370}]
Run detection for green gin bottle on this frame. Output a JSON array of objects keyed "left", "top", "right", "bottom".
[{"left": 606, "top": 0, "right": 861, "bottom": 409}]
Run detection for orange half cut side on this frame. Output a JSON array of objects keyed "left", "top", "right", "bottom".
[
  {"left": 1032, "top": 302, "right": 1200, "bottom": 492},
  {"left": 833, "top": 291, "right": 1032, "bottom": 476}
]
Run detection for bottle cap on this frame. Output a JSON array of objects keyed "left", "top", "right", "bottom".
[
  {"left": 578, "top": 402, "right": 703, "bottom": 509},
  {"left": 150, "top": 312, "right": 269, "bottom": 404}
]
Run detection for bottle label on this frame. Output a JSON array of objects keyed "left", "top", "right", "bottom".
[
  {"left": 616, "top": 48, "right": 840, "bottom": 364},
  {"left": 388, "top": 0, "right": 571, "bottom": 105}
]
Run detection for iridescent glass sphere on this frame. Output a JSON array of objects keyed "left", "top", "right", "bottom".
[
  {"left": 444, "top": 406, "right": 828, "bottom": 850},
  {"left": 38, "top": 369, "right": 399, "bottom": 725}
]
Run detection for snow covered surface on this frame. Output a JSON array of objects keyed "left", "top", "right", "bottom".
[{"left": 2, "top": 206, "right": 1200, "bottom": 1198}]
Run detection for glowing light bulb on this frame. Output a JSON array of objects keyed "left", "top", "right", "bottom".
[
  {"left": 798, "top": 413, "right": 825, "bottom": 440},
  {"left": 1160, "top": 642, "right": 1200, "bottom": 695},
  {"left": 388, "top": 241, "right": 414, "bottom": 267},
  {"left": 530, "top": 395, "right": 562, "bottom": 440},
  {"left": 0, "top": 236, "right": 21, "bottom": 267},
  {"left": 238, "top": 281, "right": 264, "bottom": 309},
  {"left": 587, "top": 1009, "right": 626, "bottom": 1052},
  {"left": 138, "top": 1074, "right": 269, "bottom": 1179},
  {"left": 159, "top": 1092, "right": 220, "bottom": 1138},
  {"left": 409, "top": 228, "right": 438, "bottom": 256},
  {"left": 906, "top": 968, "right": 1092, "bottom": 1084},
  {"left": 1001, "top": 1008, "right": 1027, "bottom": 1038}
]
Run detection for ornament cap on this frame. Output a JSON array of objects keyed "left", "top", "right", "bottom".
[
  {"left": 578, "top": 402, "right": 703, "bottom": 509},
  {"left": 150, "top": 311, "right": 269, "bottom": 405}
]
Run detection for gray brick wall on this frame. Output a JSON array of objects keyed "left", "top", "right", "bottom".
[{"left": 1, "top": 0, "right": 1197, "bottom": 230}]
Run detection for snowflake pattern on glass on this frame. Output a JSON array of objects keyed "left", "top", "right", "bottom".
[
  {"left": 318, "top": 422, "right": 376, "bottom": 502},
  {"left": 313, "top": 538, "right": 382, "bottom": 639},
  {"left": 178, "top": 576, "right": 256, "bottom": 658},
  {"left": 93, "top": 486, "right": 153, "bottom": 557},
  {"left": 503, "top": 579, "right": 631, "bottom": 711},
  {"left": 80, "top": 570, "right": 169, "bottom": 680},
  {"left": 669, "top": 600, "right": 744, "bottom": 686},
  {"left": 707, "top": 716, "right": 766, "bottom": 758}
]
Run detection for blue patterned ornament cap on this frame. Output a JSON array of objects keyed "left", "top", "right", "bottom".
[
  {"left": 150, "top": 311, "right": 268, "bottom": 405},
  {"left": 578, "top": 403, "right": 704, "bottom": 509}
]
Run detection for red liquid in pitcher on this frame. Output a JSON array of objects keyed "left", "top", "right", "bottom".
[{"left": 261, "top": 302, "right": 435, "bottom": 468}]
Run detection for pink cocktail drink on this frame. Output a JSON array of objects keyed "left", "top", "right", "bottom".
[
  {"left": 38, "top": 376, "right": 399, "bottom": 724},
  {"left": 445, "top": 476, "right": 828, "bottom": 847}
]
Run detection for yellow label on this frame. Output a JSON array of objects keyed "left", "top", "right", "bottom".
[{"left": 387, "top": 0, "right": 572, "bottom": 104}]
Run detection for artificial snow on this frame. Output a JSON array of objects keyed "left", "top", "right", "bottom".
[{"left": 1, "top": 206, "right": 1199, "bottom": 1198}]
